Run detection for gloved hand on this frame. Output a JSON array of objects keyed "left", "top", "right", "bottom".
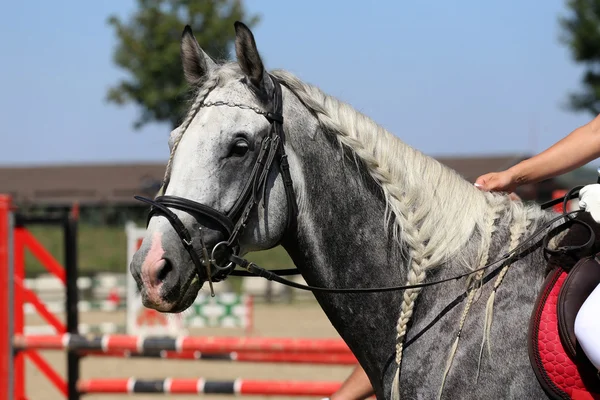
[{"left": 579, "top": 184, "right": 600, "bottom": 223}]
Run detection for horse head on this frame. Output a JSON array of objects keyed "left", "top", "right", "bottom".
[{"left": 129, "top": 22, "right": 299, "bottom": 313}]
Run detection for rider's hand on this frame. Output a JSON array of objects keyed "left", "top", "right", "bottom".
[
  {"left": 579, "top": 184, "right": 600, "bottom": 223},
  {"left": 474, "top": 170, "right": 517, "bottom": 193}
]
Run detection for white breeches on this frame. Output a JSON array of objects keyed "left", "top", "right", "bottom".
[{"left": 574, "top": 282, "right": 600, "bottom": 370}]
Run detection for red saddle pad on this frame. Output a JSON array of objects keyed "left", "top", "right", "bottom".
[{"left": 529, "top": 268, "right": 600, "bottom": 400}]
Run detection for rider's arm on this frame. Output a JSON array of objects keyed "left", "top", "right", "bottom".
[{"left": 507, "top": 113, "right": 600, "bottom": 186}]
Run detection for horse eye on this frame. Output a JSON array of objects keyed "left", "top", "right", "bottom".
[{"left": 230, "top": 139, "right": 249, "bottom": 157}]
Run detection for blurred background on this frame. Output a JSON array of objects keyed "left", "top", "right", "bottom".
[{"left": 5, "top": 1, "right": 600, "bottom": 398}]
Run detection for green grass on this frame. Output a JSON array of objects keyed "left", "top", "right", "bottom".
[
  {"left": 25, "top": 225, "right": 127, "bottom": 277},
  {"left": 23, "top": 225, "right": 295, "bottom": 279}
]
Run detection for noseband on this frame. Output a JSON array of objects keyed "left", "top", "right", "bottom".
[{"left": 134, "top": 75, "right": 298, "bottom": 295}]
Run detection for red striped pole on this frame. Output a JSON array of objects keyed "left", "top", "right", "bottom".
[
  {"left": 14, "top": 334, "right": 352, "bottom": 354},
  {"left": 19, "top": 228, "right": 66, "bottom": 283},
  {"left": 18, "top": 280, "right": 66, "bottom": 334},
  {"left": 0, "top": 196, "right": 11, "bottom": 400},
  {"left": 12, "top": 210, "right": 26, "bottom": 399},
  {"left": 77, "top": 378, "right": 342, "bottom": 396},
  {"left": 81, "top": 349, "right": 358, "bottom": 365},
  {"left": 233, "top": 350, "right": 356, "bottom": 364}
]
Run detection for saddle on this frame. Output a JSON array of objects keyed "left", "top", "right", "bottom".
[{"left": 529, "top": 212, "right": 600, "bottom": 399}]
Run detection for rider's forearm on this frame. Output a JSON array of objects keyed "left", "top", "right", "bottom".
[{"left": 507, "top": 116, "right": 600, "bottom": 186}]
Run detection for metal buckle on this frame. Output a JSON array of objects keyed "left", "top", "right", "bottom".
[
  {"left": 211, "top": 241, "right": 235, "bottom": 272},
  {"left": 197, "top": 228, "right": 215, "bottom": 296}
]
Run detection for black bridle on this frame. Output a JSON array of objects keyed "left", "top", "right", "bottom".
[
  {"left": 135, "top": 74, "right": 298, "bottom": 295},
  {"left": 134, "top": 74, "right": 596, "bottom": 300}
]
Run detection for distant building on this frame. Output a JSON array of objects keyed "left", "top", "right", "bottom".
[
  {"left": 0, "top": 163, "right": 165, "bottom": 207},
  {"left": 0, "top": 163, "right": 166, "bottom": 225}
]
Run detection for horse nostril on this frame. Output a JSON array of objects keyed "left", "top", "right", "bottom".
[{"left": 157, "top": 259, "right": 173, "bottom": 283}]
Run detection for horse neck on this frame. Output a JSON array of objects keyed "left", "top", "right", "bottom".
[{"left": 280, "top": 123, "right": 412, "bottom": 394}]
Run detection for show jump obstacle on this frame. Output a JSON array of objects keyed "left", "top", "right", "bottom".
[{"left": 0, "top": 195, "right": 355, "bottom": 399}]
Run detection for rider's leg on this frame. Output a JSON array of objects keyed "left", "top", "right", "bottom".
[
  {"left": 326, "top": 365, "right": 374, "bottom": 400},
  {"left": 574, "top": 282, "right": 600, "bottom": 370}
]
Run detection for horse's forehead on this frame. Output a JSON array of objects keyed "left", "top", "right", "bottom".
[
  {"left": 185, "top": 83, "right": 268, "bottom": 137},
  {"left": 205, "top": 79, "right": 257, "bottom": 105}
]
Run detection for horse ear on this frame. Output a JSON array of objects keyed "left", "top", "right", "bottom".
[
  {"left": 181, "top": 25, "right": 216, "bottom": 85},
  {"left": 234, "top": 21, "right": 272, "bottom": 93}
]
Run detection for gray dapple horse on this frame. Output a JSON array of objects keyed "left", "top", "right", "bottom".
[{"left": 130, "top": 21, "right": 571, "bottom": 399}]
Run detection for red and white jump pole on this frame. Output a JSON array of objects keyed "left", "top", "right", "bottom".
[
  {"left": 14, "top": 334, "right": 351, "bottom": 354},
  {"left": 0, "top": 195, "right": 13, "bottom": 400},
  {"left": 79, "top": 349, "right": 357, "bottom": 365},
  {"left": 1, "top": 195, "right": 83, "bottom": 399},
  {"left": 77, "top": 378, "right": 343, "bottom": 396}
]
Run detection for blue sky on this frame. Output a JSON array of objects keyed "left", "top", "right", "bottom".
[{"left": 0, "top": 1, "right": 593, "bottom": 167}]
